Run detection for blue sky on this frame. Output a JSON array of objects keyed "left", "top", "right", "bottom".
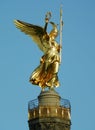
[{"left": 0, "top": 0, "right": 95, "bottom": 130}]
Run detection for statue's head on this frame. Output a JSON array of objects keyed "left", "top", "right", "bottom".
[{"left": 49, "top": 22, "right": 58, "bottom": 40}]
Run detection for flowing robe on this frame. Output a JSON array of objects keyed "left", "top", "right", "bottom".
[{"left": 29, "top": 41, "right": 60, "bottom": 89}]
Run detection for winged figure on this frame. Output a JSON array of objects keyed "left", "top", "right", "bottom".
[{"left": 14, "top": 13, "right": 61, "bottom": 90}]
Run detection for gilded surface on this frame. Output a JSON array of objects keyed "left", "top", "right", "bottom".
[
  {"left": 14, "top": 12, "right": 62, "bottom": 90},
  {"left": 28, "top": 106, "right": 71, "bottom": 120}
]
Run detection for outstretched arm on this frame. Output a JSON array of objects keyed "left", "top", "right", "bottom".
[{"left": 44, "top": 12, "right": 51, "bottom": 32}]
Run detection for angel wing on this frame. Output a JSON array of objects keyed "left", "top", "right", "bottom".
[{"left": 14, "top": 20, "right": 49, "bottom": 53}]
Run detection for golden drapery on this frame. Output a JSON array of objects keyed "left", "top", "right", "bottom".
[{"left": 30, "top": 42, "right": 60, "bottom": 89}]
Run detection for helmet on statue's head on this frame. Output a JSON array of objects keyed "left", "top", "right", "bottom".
[{"left": 49, "top": 22, "right": 58, "bottom": 40}]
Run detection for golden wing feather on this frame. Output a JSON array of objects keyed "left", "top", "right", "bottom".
[{"left": 14, "top": 20, "right": 47, "bottom": 52}]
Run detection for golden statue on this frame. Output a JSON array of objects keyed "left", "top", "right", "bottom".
[{"left": 14, "top": 11, "right": 63, "bottom": 90}]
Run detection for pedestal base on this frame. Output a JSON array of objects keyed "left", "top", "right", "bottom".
[{"left": 38, "top": 89, "right": 60, "bottom": 106}]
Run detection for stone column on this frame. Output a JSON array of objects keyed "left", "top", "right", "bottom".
[{"left": 28, "top": 90, "right": 71, "bottom": 130}]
